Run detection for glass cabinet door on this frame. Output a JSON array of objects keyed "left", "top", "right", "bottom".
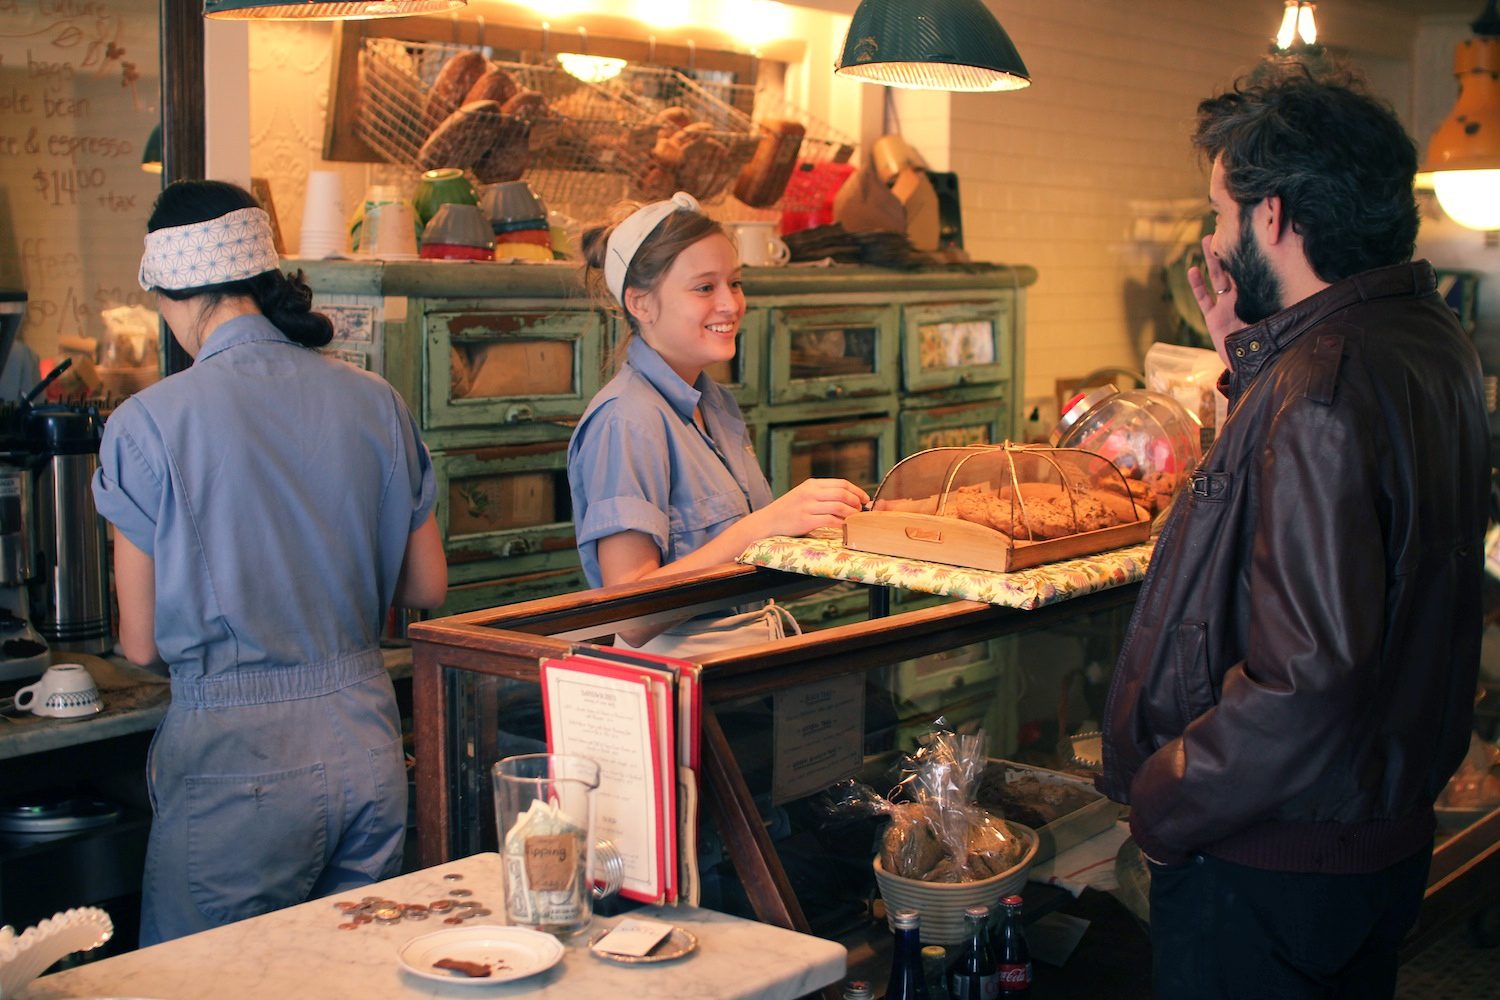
[
  {"left": 426, "top": 307, "right": 602, "bottom": 429},
  {"left": 434, "top": 440, "right": 577, "bottom": 582},
  {"left": 901, "top": 300, "right": 1013, "bottom": 394},
  {"left": 768, "top": 305, "right": 898, "bottom": 407},
  {"left": 768, "top": 416, "right": 896, "bottom": 496},
  {"left": 898, "top": 398, "right": 1010, "bottom": 457}
]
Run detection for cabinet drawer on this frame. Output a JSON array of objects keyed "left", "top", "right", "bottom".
[
  {"left": 699, "top": 309, "right": 766, "bottom": 410},
  {"left": 426, "top": 308, "right": 602, "bottom": 430},
  {"left": 768, "top": 305, "right": 898, "bottom": 406},
  {"left": 437, "top": 566, "right": 587, "bottom": 617},
  {"left": 901, "top": 299, "right": 1012, "bottom": 394},
  {"left": 768, "top": 415, "right": 896, "bottom": 496},
  {"left": 434, "top": 441, "right": 577, "bottom": 578},
  {"left": 898, "top": 398, "right": 1010, "bottom": 457}
]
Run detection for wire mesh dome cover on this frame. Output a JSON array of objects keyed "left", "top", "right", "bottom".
[{"left": 843, "top": 444, "right": 1152, "bottom": 573}]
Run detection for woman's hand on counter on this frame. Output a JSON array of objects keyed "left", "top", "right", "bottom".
[{"left": 740, "top": 478, "right": 869, "bottom": 541}]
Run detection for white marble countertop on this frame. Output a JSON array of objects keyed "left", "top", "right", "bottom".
[
  {"left": 0, "top": 648, "right": 412, "bottom": 761},
  {"left": 22, "top": 853, "right": 847, "bottom": 999}
]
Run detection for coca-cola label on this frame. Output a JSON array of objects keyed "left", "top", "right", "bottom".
[{"left": 999, "top": 962, "right": 1032, "bottom": 990}]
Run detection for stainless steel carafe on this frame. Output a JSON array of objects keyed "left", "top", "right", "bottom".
[{"left": 27, "top": 405, "right": 111, "bottom": 654}]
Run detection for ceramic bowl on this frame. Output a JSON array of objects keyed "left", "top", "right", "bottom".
[
  {"left": 871, "top": 821, "right": 1038, "bottom": 945},
  {"left": 422, "top": 203, "right": 494, "bottom": 250},
  {"left": 413, "top": 167, "right": 479, "bottom": 227},
  {"left": 420, "top": 243, "right": 496, "bottom": 261},
  {"left": 480, "top": 181, "right": 548, "bottom": 229},
  {"left": 494, "top": 242, "right": 555, "bottom": 262}
]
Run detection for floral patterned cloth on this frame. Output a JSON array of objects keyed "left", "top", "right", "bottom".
[{"left": 738, "top": 533, "right": 1154, "bottom": 609}]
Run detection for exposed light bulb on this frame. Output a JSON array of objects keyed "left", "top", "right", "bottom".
[
  {"left": 1276, "top": 3, "right": 1299, "bottom": 50},
  {"left": 1297, "top": 3, "right": 1317, "bottom": 45},
  {"left": 557, "top": 52, "right": 628, "bottom": 83},
  {"left": 1432, "top": 170, "right": 1500, "bottom": 231}
]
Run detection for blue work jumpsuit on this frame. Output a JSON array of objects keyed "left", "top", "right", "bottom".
[{"left": 92, "top": 314, "right": 436, "bottom": 945}]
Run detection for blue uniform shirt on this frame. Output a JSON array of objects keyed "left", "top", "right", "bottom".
[
  {"left": 568, "top": 335, "right": 773, "bottom": 588},
  {"left": 92, "top": 313, "right": 436, "bottom": 677}
]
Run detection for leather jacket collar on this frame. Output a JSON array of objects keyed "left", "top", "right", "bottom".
[{"left": 1219, "top": 261, "right": 1438, "bottom": 402}]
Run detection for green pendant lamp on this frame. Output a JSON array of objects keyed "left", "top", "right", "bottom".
[
  {"left": 835, "top": 0, "right": 1030, "bottom": 92},
  {"left": 204, "top": 0, "right": 463, "bottom": 19}
]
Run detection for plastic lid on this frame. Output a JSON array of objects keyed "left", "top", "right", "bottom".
[
  {"left": 1050, "top": 383, "right": 1120, "bottom": 445},
  {"left": 27, "top": 406, "right": 102, "bottom": 454},
  {"left": 890, "top": 908, "right": 920, "bottom": 930}
]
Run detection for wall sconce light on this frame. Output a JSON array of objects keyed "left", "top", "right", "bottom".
[
  {"left": 835, "top": 0, "right": 1030, "bottom": 92},
  {"left": 203, "top": 0, "right": 463, "bottom": 20},
  {"left": 1426, "top": 0, "right": 1500, "bottom": 230},
  {"left": 141, "top": 124, "right": 163, "bottom": 174},
  {"left": 1272, "top": 1, "right": 1320, "bottom": 53}
]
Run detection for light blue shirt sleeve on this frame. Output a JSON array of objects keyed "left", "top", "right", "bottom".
[
  {"left": 396, "top": 396, "right": 437, "bottom": 530},
  {"left": 570, "top": 403, "right": 672, "bottom": 557},
  {"left": 92, "top": 398, "right": 165, "bottom": 557}
]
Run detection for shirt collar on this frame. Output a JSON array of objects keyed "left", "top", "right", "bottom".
[
  {"left": 625, "top": 335, "right": 705, "bottom": 421},
  {"left": 196, "top": 313, "right": 291, "bottom": 363}
]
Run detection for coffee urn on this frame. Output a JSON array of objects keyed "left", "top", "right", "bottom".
[{"left": 27, "top": 404, "right": 112, "bottom": 655}]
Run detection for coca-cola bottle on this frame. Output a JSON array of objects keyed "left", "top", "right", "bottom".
[
  {"left": 948, "top": 905, "right": 999, "bottom": 999},
  {"left": 994, "top": 894, "right": 1032, "bottom": 996},
  {"left": 885, "top": 908, "right": 931, "bottom": 1000}
]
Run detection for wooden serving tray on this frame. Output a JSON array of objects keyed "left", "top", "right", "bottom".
[{"left": 842, "top": 509, "right": 1151, "bottom": 573}]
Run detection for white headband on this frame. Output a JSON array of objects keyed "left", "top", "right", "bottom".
[
  {"left": 139, "top": 206, "right": 281, "bottom": 292},
  {"left": 604, "top": 191, "right": 702, "bottom": 305}
]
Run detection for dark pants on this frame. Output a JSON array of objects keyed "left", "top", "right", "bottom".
[{"left": 1147, "top": 845, "right": 1431, "bottom": 1000}]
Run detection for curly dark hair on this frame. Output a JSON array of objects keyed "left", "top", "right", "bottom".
[{"left": 1193, "top": 62, "right": 1418, "bottom": 282}]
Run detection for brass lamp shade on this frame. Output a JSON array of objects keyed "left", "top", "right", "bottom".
[
  {"left": 1426, "top": 37, "right": 1500, "bottom": 229},
  {"left": 835, "top": 0, "right": 1030, "bottom": 92},
  {"left": 204, "top": 0, "right": 463, "bottom": 19}
]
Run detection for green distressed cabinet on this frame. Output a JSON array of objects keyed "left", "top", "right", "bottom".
[{"left": 297, "top": 261, "right": 1035, "bottom": 617}]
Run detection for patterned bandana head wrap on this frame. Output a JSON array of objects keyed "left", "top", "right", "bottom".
[
  {"left": 138, "top": 206, "right": 281, "bottom": 292},
  {"left": 604, "top": 191, "right": 702, "bottom": 306}
]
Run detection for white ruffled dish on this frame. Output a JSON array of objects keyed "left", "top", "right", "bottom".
[
  {"left": 0, "top": 906, "right": 114, "bottom": 997},
  {"left": 397, "top": 925, "right": 564, "bottom": 985}
]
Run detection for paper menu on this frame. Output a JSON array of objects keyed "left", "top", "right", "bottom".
[{"left": 540, "top": 657, "right": 667, "bottom": 904}]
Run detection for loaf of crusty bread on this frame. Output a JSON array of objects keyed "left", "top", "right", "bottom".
[
  {"left": 463, "top": 67, "right": 519, "bottom": 107},
  {"left": 423, "top": 50, "right": 488, "bottom": 130},
  {"left": 733, "top": 118, "right": 806, "bottom": 207},
  {"left": 417, "top": 100, "right": 501, "bottom": 171},
  {"left": 472, "top": 121, "right": 531, "bottom": 184}
]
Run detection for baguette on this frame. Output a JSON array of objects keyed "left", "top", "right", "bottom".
[
  {"left": 418, "top": 100, "right": 502, "bottom": 171},
  {"left": 423, "top": 50, "right": 488, "bottom": 130},
  {"left": 733, "top": 118, "right": 806, "bottom": 207}
]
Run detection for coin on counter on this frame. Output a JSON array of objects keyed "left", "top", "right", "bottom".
[
  {"left": 448, "top": 888, "right": 473, "bottom": 897},
  {"left": 373, "top": 906, "right": 403, "bottom": 922},
  {"left": 470, "top": 908, "right": 492, "bottom": 917},
  {"left": 334, "top": 901, "right": 361, "bottom": 912},
  {"left": 430, "top": 899, "right": 456, "bottom": 911},
  {"left": 337, "top": 922, "right": 359, "bottom": 931},
  {"left": 443, "top": 873, "right": 464, "bottom": 882},
  {"left": 443, "top": 915, "right": 465, "bottom": 925},
  {"left": 402, "top": 903, "right": 429, "bottom": 912},
  {"left": 404, "top": 911, "right": 430, "bottom": 921}
]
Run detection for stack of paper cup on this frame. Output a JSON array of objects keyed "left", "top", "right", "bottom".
[
  {"left": 299, "top": 170, "right": 347, "bottom": 259},
  {"left": 368, "top": 201, "right": 419, "bottom": 260}
]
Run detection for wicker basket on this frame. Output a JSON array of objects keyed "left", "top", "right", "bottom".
[{"left": 872, "top": 821, "right": 1038, "bottom": 945}]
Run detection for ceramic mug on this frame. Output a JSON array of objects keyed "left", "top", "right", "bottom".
[
  {"left": 15, "top": 663, "right": 102, "bottom": 719},
  {"left": 729, "top": 221, "right": 790, "bottom": 267}
]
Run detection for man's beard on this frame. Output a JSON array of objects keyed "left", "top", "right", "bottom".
[{"left": 1224, "top": 222, "right": 1283, "bottom": 326}]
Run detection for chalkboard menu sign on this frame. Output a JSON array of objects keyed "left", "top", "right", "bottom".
[{"left": 0, "top": 0, "right": 162, "bottom": 361}]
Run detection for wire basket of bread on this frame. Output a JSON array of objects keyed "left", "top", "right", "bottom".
[
  {"left": 843, "top": 443, "right": 1153, "bottom": 573},
  {"left": 357, "top": 39, "right": 656, "bottom": 216},
  {"left": 587, "top": 64, "right": 764, "bottom": 204}
]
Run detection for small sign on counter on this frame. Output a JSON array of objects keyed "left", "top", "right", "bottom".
[{"left": 771, "top": 674, "right": 864, "bottom": 805}]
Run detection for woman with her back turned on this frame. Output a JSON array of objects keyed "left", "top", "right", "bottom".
[{"left": 93, "top": 179, "right": 447, "bottom": 945}]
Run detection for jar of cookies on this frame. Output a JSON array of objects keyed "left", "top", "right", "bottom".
[{"left": 1049, "top": 386, "right": 1201, "bottom": 518}]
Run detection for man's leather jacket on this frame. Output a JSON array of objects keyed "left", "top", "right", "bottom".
[{"left": 1098, "top": 261, "right": 1490, "bottom": 873}]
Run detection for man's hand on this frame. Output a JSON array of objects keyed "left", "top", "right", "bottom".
[{"left": 1186, "top": 233, "right": 1246, "bottom": 355}]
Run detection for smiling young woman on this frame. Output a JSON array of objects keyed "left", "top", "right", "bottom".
[{"left": 567, "top": 192, "right": 868, "bottom": 654}]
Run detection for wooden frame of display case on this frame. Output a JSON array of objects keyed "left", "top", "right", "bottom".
[
  {"left": 408, "top": 564, "right": 1141, "bottom": 933},
  {"left": 408, "top": 563, "right": 1500, "bottom": 968}
]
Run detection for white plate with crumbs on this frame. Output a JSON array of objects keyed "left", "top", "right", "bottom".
[{"left": 398, "top": 925, "right": 564, "bottom": 985}]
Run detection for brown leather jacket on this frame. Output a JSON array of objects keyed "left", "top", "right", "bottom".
[{"left": 1098, "top": 261, "right": 1489, "bottom": 873}]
